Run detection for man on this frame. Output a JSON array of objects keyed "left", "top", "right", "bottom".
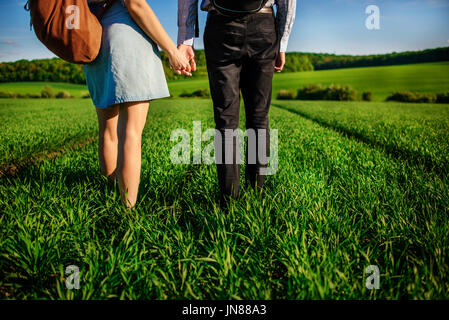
[{"left": 178, "top": 0, "right": 296, "bottom": 206}]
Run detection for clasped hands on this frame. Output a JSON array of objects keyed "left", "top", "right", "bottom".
[
  {"left": 169, "top": 44, "right": 286, "bottom": 76},
  {"left": 167, "top": 45, "right": 197, "bottom": 77}
]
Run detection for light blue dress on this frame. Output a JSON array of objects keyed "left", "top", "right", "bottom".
[{"left": 84, "top": 0, "right": 170, "bottom": 109}]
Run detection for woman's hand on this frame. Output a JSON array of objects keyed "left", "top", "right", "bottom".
[{"left": 168, "top": 48, "right": 192, "bottom": 76}]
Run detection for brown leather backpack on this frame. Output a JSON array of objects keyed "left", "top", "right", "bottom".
[{"left": 25, "top": 0, "right": 116, "bottom": 64}]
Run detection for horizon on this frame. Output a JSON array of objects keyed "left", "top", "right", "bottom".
[
  {"left": 0, "top": 0, "right": 448, "bottom": 62},
  {"left": 1, "top": 46, "right": 449, "bottom": 64}
]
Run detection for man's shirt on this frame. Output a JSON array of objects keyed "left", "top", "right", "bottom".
[{"left": 178, "top": 0, "right": 296, "bottom": 52}]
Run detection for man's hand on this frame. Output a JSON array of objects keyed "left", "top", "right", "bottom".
[
  {"left": 177, "top": 44, "right": 197, "bottom": 72},
  {"left": 168, "top": 48, "right": 192, "bottom": 77},
  {"left": 275, "top": 52, "right": 286, "bottom": 73}
]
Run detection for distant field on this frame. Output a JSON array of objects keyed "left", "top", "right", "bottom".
[
  {"left": 271, "top": 61, "right": 449, "bottom": 101},
  {"left": 0, "top": 82, "right": 89, "bottom": 98},
  {"left": 166, "top": 61, "right": 449, "bottom": 100},
  {"left": 1, "top": 62, "right": 448, "bottom": 100},
  {"left": 0, "top": 97, "right": 448, "bottom": 299}
]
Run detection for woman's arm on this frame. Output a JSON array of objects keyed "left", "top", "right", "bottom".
[{"left": 125, "top": 0, "right": 191, "bottom": 75}]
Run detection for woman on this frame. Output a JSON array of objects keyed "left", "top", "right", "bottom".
[{"left": 85, "top": 0, "right": 191, "bottom": 208}]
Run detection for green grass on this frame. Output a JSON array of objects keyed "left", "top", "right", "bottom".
[
  {"left": 0, "top": 99, "right": 98, "bottom": 166},
  {"left": 2, "top": 61, "right": 449, "bottom": 100},
  {"left": 0, "top": 82, "right": 89, "bottom": 98},
  {"left": 0, "top": 97, "right": 448, "bottom": 299},
  {"left": 272, "top": 61, "right": 449, "bottom": 101},
  {"left": 168, "top": 62, "right": 449, "bottom": 100},
  {"left": 272, "top": 100, "right": 449, "bottom": 173}
]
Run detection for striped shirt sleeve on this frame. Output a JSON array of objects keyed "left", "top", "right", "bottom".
[
  {"left": 276, "top": 0, "right": 297, "bottom": 52},
  {"left": 177, "top": 0, "right": 198, "bottom": 46}
]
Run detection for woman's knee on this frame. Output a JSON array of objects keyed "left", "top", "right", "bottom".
[
  {"left": 101, "top": 126, "right": 118, "bottom": 143},
  {"left": 118, "top": 128, "right": 143, "bottom": 146},
  {"left": 97, "top": 106, "right": 119, "bottom": 140},
  {"left": 117, "top": 101, "right": 149, "bottom": 142}
]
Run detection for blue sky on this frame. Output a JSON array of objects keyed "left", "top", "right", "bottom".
[{"left": 0, "top": 0, "right": 448, "bottom": 62}]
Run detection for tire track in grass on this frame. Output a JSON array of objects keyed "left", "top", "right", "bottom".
[
  {"left": 272, "top": 103, "right": 448, "bottom": 177},
  {"left": 0, "top": 99, "right": 99, "bottom": 178},
  {"left": 0, "top": 136, "right": 97, "bottom": 178}
]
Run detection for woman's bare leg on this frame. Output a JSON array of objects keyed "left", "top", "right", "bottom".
[
  {"left": 117, "top": 101, "right": 150, "bottom": 208},
  {"left": 96, "top": 106, "right": 119, "bottom": 182}
]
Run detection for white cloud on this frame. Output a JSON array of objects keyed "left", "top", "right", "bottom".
[
  {"left": 403, "top": 0, "right": 449, "bottom": 8},
  {"left": 427, "top": 0, "right": 449, "bottom": 8},
  {"left": 0, "top": 40, "right": 18, "bottom": 45}
]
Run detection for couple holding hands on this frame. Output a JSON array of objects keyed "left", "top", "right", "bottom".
[{"left": 84, "top": 0, "right": 296, "bottom": 208}]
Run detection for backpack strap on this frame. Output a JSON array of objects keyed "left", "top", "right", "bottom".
[
  {"left": 24, "top": 0, "right": 117, "bottom": 30},
  {"left": 195, "top": 6, "right": 199, "bottom": 38},
  {"left": 24, "top": 1, "right": 32, "bottom": 29},
  {"left": 95, "top": 0, "right": 117, "bottom": 20}
]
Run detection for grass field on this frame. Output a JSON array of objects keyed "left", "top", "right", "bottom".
[
  {"left": 168, "top": 61, "right": 449, "bottom": 101},
  {"left": 0, "top": 94, "right": 448, "bottom": 299},
  {"left": 0, "top": 82, "right": 89, "bottom": 98},
  {"left": 2, "top": 62, "right": 449, "bottom": 100},
  {"left": 0, "top": 99, "right": 97, "bottom": 167},
  {"left": 270, "top": 61, "right": 449, "bottom": 101}
]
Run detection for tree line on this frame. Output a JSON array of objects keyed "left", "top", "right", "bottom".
[
  {"left": 304, "top": 46, "right": 449, "bottom": 70},
  {"left": 1, "top": 47, "right": 447, "bottom": 84}
]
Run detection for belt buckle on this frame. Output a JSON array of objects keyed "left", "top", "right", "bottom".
[{"left": 258, "top": 7, "right": 274, "bottom": 14}]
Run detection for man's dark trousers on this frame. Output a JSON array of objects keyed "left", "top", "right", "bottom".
[{"left": 204, "top": 10, "right": 279, "bottom": 203}]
